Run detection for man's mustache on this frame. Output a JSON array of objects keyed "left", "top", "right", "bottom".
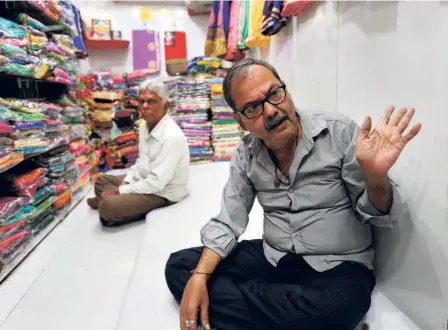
[{"left": 265, "top": 114, "right": 289, "bottom": 131}]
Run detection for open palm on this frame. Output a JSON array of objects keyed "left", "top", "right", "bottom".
[{"left": 356, "top": 106, "right": 422, "bottom": 177}]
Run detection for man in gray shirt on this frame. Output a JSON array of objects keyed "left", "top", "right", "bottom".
[{"left": 165, "top": 59, "right": 421, "bottom": 330}]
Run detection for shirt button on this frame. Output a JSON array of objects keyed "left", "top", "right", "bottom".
[{"left": 288, "top": 188, "right": 294, "bottom": 193}]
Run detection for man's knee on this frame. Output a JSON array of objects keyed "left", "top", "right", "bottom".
[{"left": 98, "top": 198, "right": 118, "bottom": 225}]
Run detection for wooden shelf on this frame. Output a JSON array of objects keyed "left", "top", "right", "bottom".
[{"left": 85, "top": 39, "right": 130, "bottom": 50}]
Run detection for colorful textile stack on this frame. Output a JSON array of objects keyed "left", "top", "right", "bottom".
[
  {"left": 0, "top": 98, "right": 50, "bottom": 155},
  {"left": 0, "top": 12, "right": 76, "bottom": 84},
  {"left": 210, "top": 78, "right": 242, "bottom": 161},
  {"left": 68, "top": 139, "right": 91, "bottom": 196},
  {"left": 0, "top": 164, "right": 58, "bottom": 266},
  {"left": 91, "top": 90, "right": 124, "bottom": 141},
  {"left": 0, "top": 196, "right": 30, "bottom": 272},
  {"left": 171, "top": 80, "right": 214, "bottom": 164}
]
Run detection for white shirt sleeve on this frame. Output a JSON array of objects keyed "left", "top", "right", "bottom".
[{"left": 119, "top": 136, "right": 185, "bottom": 195}]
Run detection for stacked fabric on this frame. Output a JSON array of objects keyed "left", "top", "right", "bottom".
[
  {"left": 0, "top": 14, "right": 76, "bottom": 84},
  {"left": 2, "top": 166, "right": 57, "bottom": 243},
  {"left": 91, "top": 90, "right": 124, "bottom": 141},
  {"left": 171, "top": 80, "right": 213, "bottom": 164},
  {"left": 68, "top": 139, "right": 91, "bottom": 196},
  {"left": 0, "top": 98, "right": 49, "bottom": 155},
  {"left": 0, "top": 196, "right": 30, "bottom": 272},
  {"left": 125, "top": 70, "right": 154, "bottom": 87},
  {"left": 0, "top": 17, "right": 49, "bottom": 80},
  {"left": 210, "top": 79, "right": 242, "bottom": 161}
]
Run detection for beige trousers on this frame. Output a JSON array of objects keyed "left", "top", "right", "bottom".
[{"left": 94, "top": 174, "right": 170, "bottom": 226}]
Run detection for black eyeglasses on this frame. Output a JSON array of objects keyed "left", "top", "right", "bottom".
[{"left": 235, "top": 84, "right": 287, "bottom": 119}]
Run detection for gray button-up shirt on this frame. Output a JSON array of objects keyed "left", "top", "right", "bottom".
[{"left": 201, "top": 110, "right": 407, "bottom": 272}]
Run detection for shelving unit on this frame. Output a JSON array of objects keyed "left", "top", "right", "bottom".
[
  {"left": 0, "top": 74, "right": 69, "bottom": 99},
  {"left": 85, "top": 38, "right": 130, "bottom": 50},
  {"left": 0, "top": 186, "right": 91, "bottom": 283},
  {"left": 0, "top": 1, "right": 74, "bottom": 36},
  {"left": 0, "top": 1, "right": 93, "bottom": 283}
]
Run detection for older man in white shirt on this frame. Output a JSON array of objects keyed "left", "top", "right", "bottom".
[{"left": 87, "top": 78, "right": 190, "bottom": 226}]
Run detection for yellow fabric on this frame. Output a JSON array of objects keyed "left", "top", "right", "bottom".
[{"left": 245, "top": 0, "right": 270, "bottom": 48}]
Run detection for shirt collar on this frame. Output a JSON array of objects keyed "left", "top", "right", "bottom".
[
  {"left": 249, "top": 108, "right": 327, "bottom": 157},
  {"left": 144, "top": 114, "right": 169, "bottom": 141}
]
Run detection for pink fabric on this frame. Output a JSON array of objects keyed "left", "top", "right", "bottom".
[
  {"left": 282, "top": 0, "right": 311, "bottom": 16},
  {"left": 225, "top": 0, "right": 244, "bottom": 61}
]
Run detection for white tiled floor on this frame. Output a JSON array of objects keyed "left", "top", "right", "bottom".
[{"left": 0, "top": 163, "right": 421, "bottom": 330}]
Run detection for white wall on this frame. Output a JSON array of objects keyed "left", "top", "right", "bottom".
[
  {"left": 261, "top": 2, "right": 448, "bottom": 329},
  {"left": 74, "top": 0, "right": 209, "bottom": 75}
]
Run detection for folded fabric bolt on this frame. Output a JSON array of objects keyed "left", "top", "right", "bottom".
[
  {"left": 0, "top": 230, "right": 29, "bottom": 252},
  {"left": 14, "top": 121, "right": 45, "bottom": 130},
  {"left": 53, "top": 190, "right": 72, "bottom": 210},
  {"left": 13, "top": 168, "right": 46, "bottom": 190},
  {"left": 14, "top": 138, "right": 48, "bottom": 149},
  {"left": 17, "top": 176, "right": 48, "bottom": 198},
  {"left": 38, "top": 151, "right": 74, "bottom": 166},
  {"left": 32, "top": 186, "right": 52, "bottom": 205},
  {"left": 0, "top": 197, "right": 30, "bottom": 223},
  {"left": 0, "top": 152, "right": 23, "bottom": 171},
  {"left": 0, "top": 218, "right": 25, "bottom": 240},
  {"left": 0, "top": 122, "right": 13, "bottom": 134}
]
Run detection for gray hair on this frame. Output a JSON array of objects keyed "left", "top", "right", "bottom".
[
  {"left": 138, "top": 78, "right": 169, "bottom": 103},
  {"left": 223, "top": 58, "right": 282, "bottom": 111}
]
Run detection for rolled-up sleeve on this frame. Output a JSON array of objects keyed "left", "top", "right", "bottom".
[
  {"left": 200, "top": 145, "right": 256, "bottom": 258},
  {"left": 341, "top": 121, "right": 407, "bottom": 228}
]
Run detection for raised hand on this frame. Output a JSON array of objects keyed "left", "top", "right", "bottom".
[{"left": 356, "top": 106, "right": 421, "bottom": 178}]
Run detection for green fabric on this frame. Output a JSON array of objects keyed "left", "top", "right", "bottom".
[{"left": 238, "top": 0, "right": 249, "bottom": 50}]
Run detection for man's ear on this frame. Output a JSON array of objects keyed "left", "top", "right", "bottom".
[
  {"left": 164, "top": 101, "right": 170, "bottom": 112},
  {"left": 233, "top": 112, "right": 247, "bottom": 131}
]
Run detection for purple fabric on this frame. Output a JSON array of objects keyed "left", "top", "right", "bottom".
[
  {"left": 0, "top": 197, "right": 30, "bottom": 221},
  {"left": 132, "top": 30, "right": 160, "bottom": 73}
]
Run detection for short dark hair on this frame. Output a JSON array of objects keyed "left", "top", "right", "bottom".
[{"left": 223, "top": 58, "right": 282, "bottom": 111}]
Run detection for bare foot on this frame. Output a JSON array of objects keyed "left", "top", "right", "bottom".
[{"left": 87, "top": 197, "right": 99, "bottom": 210}]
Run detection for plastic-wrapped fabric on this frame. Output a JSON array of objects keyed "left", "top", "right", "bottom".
[
  {"left": 7, "top": 99, "right": 44, "bottom": 113},
  {"left": 32, "top": 186, "right": 52, "bottom": 205},
  {"left": 14, "top": 121, "right": 45, "bottom": 130},
  {"left": 0, "top": 122, "right": 13, "bottom": 133},
  {"left": 13, "top": 168, "right": 46, "bottom": 190},
  {"left": 68, "top": 139, "right": 86, "bottom": 151},
  {"left": 2, "top": 38, "right": 29, "bottom": 47},
  {"left": 0, "top": 18, "right": 26, "bottom": 39},
  {"left": 46, "top": 136, "right": 68, "bottom": 151},
  {"left": 0, "top": 152, "right": 23, "bottom": 172},
  {"left": 0, "top": 218, "right": 26, "bottom": 241},
  {"left": 16, "top": 13, "right": 46, "bottom": 31},
  {"left": 53, "top": 181, "right": 68, "bottom": 195},
  {"left": 0, "top": 105, "right": 22, "bottom": 122},
  {"left": 48, "top": 145, "right": 68, "bottom": 156},
  {"left": 54, "top": 67, "right": 69, "bottom": 79},
  {"left": 16, "top": 176, "right": 48, "bottom": 198},
  {"left": 45, "top": 42, "right": 65, "bottom": 56},
  {"left": 62, "top": 107, "right": 83, "bottom": 118},
  {"left": 0, "top": 197, "right": 30, "bottom": 223},
  {"left": 14, "top": 138, "right": 48, "bottom": 152},
  {"left": 0, "top": 42, "right": 27, "bottom": 57},
  {"left": 38, "top": 151, "right": 74, "bottom": 166},
  {"left": 42, "top": 102, "right": 63, "bottom": 113},
  {"left": 14, "top": 111, "right": 43, "bottom": 122},
  {"left": 0, "top": 230, "right": 29, "bottom": 259},
  {"left": 53, "top": 190, "right": 71, "bottom": 210}
]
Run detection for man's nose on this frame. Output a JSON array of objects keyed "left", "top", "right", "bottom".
[{"left": 264, "top": 102, "right": 278, "bottom": 118}]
